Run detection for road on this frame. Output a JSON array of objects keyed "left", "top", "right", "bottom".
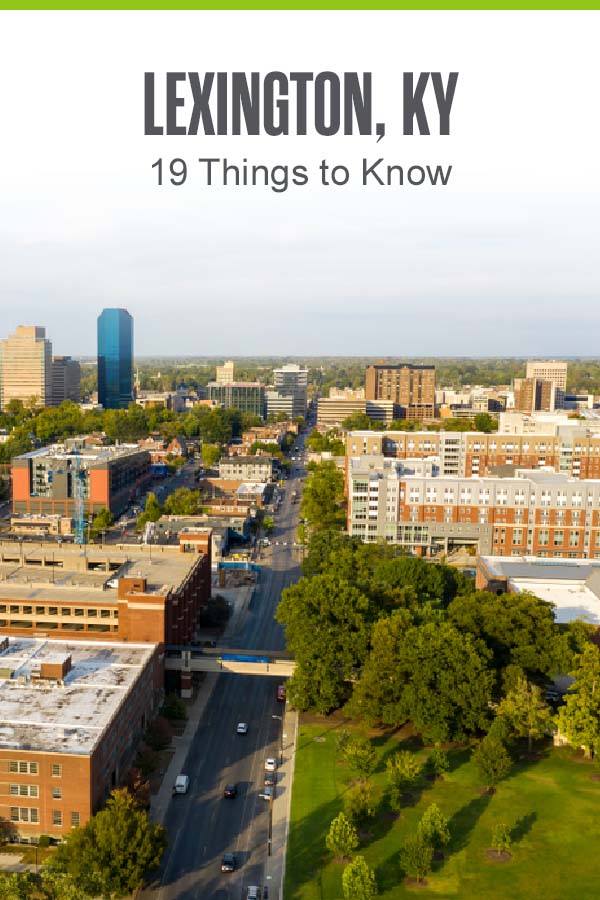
[{"left": 141, "top": 436, "right": 308, "bottom": 900}]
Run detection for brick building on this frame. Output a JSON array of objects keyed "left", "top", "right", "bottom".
[
  {"left": 346, "top": 429, "right": 600, "bottom": 481},
  {"left": 347, "top": 455, "right": 600, "bottom": 559},
  {"left": 0, "top": 536, "right": 211, "bottom": 646},
  {"left": 364, "top": 364, "right": 435, "bottom": 419},
  {"left": 12, "top": 443, "right": 151, "bottom": 519},
  {"left": 0, "top": 637, "right": 160, "bottom": 840}
]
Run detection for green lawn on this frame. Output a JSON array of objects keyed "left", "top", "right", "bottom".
[{"left": 285, "top": 720, "right": 600, "bottom": 900}]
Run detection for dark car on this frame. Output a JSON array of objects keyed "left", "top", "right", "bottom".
[
  {"left": 221, "top": 853, "right": 236, "bottom": 873},
  {"left": 224, "top": 783, "right": 238, "bottom": 798},
  {"left": 264, "top": 772, "right": 276, "bottom": 787}
]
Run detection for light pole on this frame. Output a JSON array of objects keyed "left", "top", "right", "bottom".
[{"left": 272, "top": 714, "right": 284, "bottom": 766}]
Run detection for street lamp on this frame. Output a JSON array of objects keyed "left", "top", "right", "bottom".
[{"left": 272, "top": 714, "right": 284, "bottom": 766}]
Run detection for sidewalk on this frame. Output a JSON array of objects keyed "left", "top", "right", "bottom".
[{"left": 267, "top": 704, "right": 299, "bottom": 900}]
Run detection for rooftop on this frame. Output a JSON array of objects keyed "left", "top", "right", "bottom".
[
  {"left": 15, "top": 443, "right": 145, "bottom": 465},
  {"left": 0, "top": 637, "right": 154, "bottom": 754},
  {"left": 0, "top": 541, "right": 205, "bottom": 603},
  {"left": 481, "top": 556, "right": 600, "bottom": 625}
]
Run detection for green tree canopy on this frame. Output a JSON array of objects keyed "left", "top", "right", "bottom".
[
  {"left": 496, "top": 677, "right": 553, "bottom": 753},
  {"left": 276, "top": 574, "right": 374, "bottom": 712},
  {"left": 300, "top": 460, "right": 346, "bottom": 532},
  {"left": 557, "top": 643, "right": 600, "bottom": 758},
  {"left": 342, "top": 855, "right": 378, "bottom": 900},
  {"left": 163, "top": 487, "right": 200, "bottom": 516},
  {"left": 472, "top": 735, "right": 512, "bottom": 788},
  {"left": 49, "top": 789, "right": 166, "bottom": 899},
  {"left": 325, "top": 812, "right": 359, "bottom": 860},
  {"left": 417, "top": 803, "right": 451, "bottom": 849}
]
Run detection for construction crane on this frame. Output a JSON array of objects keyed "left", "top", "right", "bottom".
[{"left": 72, "top": 449, "right": 86, "bottom": 545}]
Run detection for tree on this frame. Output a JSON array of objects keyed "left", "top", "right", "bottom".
[
  {"left": 491, "top": 823, "right": 512, "bottom": 855},
  {"left": 41, "top": 871, "right": 88, "bottom": 900},
  {"left": 137, "top": 492, "right": 163, "bottom": 530},
  {"left": 386, "top": 751, "right": 421, "bottom": 810},
  {"left": 344, "top": 780, "right": 375, "bottom": 823},
  {"left": 496, "top": 677, "right": 553, "bottom": 753},
  {"left": 354, "top": 620, "right": 494, "bottom": 741},
  {"left": 300, "top": 460, "right": 346, "bottom": 533},
  {"left": 201, "top": 442, "right": 221, "bottom": 469},
  {"left": 472, "top": 735, "right": 512, "bottom": 789},
  {"left": 473, "top": 412, "right": 497, "bottom": 433},
  {"left": 341, "top": 412, "right": 374, "bottom": 431},
  {"left": 417, "top": 803, "right": 450, "bottom": 850},
  {"left": 0, "top": 873, "right": 36, "bottom": 900},
  {"left": 399, "top": 835, "right": 433, "bottom": 883},
  {"left": 163, "top": 487, "right": 200, "bottom": 516},
  {"left": 447, "top": 590, "right": 565, "bottom": 687},
  {"left": 49, "top": 788, "right": 167, "bottom": 899},
  {"left": 89, "top": 507, "right": 114, "bottom": 542},
  {"left": 342, "top": 737, "right": 377, "bottom": 780},
  {"left": 276, "top": 574, "right": 373, "bottom": 712},
  {"left": 342, "top": 855, "right": 378, "bottom": 900},
  {"left": 558, "top": 643, "right": 600, "bottom": 758},
  {"left": 428, "top": 743, "right": 449, "bottom": 779},
  {"left": 326, "top": 812, "right": 359, "bottom": 860}
]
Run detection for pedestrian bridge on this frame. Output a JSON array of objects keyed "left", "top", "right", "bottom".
[{"left": 164, "top": 646, "right": 296, "bottom": 677}]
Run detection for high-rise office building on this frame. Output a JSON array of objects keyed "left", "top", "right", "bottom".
[
  {"left": 97, "top": 309, "right": 133, "bottom": 410},
  {"left": 513, "top": 377, "right": 556, "bottom": 413},
  {"left": 51, "top": 356, "right": 81, "bottom": 405},
  {"left": 526, "top": 360, "right": 568, "bottom": 392},
  {"left": 365, "top": 363, "right": 436, "bottom": 419},
  {"left": 216, "top": 360, "right": 235, "bottom": 384},
  {"left": 272, "top": 364, "right": 309, "bottom": 418},
  {"left": 0, "top": 326, "right": 52, "bottom": 409}
]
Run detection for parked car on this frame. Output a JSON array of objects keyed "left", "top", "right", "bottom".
[
  {"left": 237, "top": 722, "right": 249, "bottom": 734},
  {"left": 264, "top": 772, "right": 276, "bottom": 786},
  {"left": 259, "top": 786, "right": 274, "bottom": 801},
  {"left": 223, "top": 783, "right": 238, "bottom": 798},
  {"left": 264, "top": 757, "right": 277, "bottom": 772}
]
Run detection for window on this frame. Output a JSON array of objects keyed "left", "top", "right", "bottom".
[
  {"left": 52, "top": 786, "right": 62, "bottom": 799},
  {"left": 71, "top": 811, "right": 80, "bottom": 827},
  {"left": 570, "top": 531, "right": 581, "bottom": 548},
  {"left": 74, "top": 609, "right": 84, "bottom": 617},
  {"left": 9, "top": 784, "right": 38, "bottom": 798},
  {"left": 538, "top": 529, "right": 550, "bottom": 546},
  {"left": 10, "top": 807, "right": 39, "bottom": 823},
  {"left": 52, "top": 810, "right": 62, "bottom": 826},
  {"left": 23, "top": 606, "right": 32, "bottom": 615},
  {"left": 87, "top": 609, "right": 97, "bottom": 618},
  {"left": 52, "top": 764, "right": 62, "bottom": 778},
  {"left": 48, "top": 607, "right": 58, "bottom": 615},
  {"left": 9, "top": 761, "right": 38, "bottom": 775},
  {"left": 9, "top": 605, "right": 19, "bottom": 614},
  {"left": 553, "top": 530, "right": 564, "bottom": 546},
  {"left": 61, "top": 608, "right": 71, "bottom": 616},
  {"left": 100, "top": 609, "right": 111, "bottom": 619}
]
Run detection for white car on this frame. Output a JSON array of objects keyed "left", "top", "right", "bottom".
[
  {"left": 237, "top": 722, "right": 248, "bottom": 735},
  {"left": 264, "top": 757, "right": 277, "bottom": 772}
]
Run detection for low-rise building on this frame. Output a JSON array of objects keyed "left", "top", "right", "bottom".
[
  {"left": 219, "top": 456, "right": 275, "bottom": 482},
  {"left": 0, "top": 537, "right": 211, "bottom": 646},
  {"left": 0, "top": 636, "right": 160, "bottom": 840},
  {"left": 476, "top": 555, "right": 600, "bottom": 624}
]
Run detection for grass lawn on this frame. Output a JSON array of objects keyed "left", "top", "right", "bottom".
[{"left": 284, "top": 719, "right": 600, "bottom": 900}]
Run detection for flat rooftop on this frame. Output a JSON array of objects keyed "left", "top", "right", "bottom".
[
  {"left": 0, "top": 638, "right": 154, "bottom": 754},
  {"left": 481, "top": 555, "right": 600, "bottom": 625},
  {"left": 15, "top": 443, "right": 145, "bottom": 464},
  {"left": 0, "top": 541, "right": 205, "bottom": 602}
]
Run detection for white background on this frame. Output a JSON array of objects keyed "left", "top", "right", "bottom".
[{"left": 0, "top": 11, "right": 598, "bottom": 355}]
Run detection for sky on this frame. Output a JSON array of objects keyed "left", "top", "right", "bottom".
[{"left": 0, "top": 11, "right": 599, "bottom": 357}]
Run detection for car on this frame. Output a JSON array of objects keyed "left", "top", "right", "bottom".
[
  {"left": 221, "top": 853, "right": 236, "bottom": 873},
  {"left": 264, "top": 757, "right": 277, "bottom": 772},
  {"left": 264, "top": 772, "right": 276, "bottom": 786},
  {"left": 277, "top": 684, "right": 286, "bottom": 702},
  {"left": 246, "top": 888, "right": 259, "bottom": 900},
  {"left": 259, "top": 786, "right": 274, "bottom": 801},
  {"left": 237, "top": 722, "right": 248, "bottom": 734},
  {"left": 223, "top": 783, "right": 237, "bottom": 798}
]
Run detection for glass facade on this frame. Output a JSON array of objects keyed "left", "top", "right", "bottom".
[{"left": 97, "top": 309, "right": 133, "bottom": 410}]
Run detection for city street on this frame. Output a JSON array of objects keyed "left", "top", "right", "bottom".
[{"left": 141, "top": 438, "right": 307, "bottom": 900}]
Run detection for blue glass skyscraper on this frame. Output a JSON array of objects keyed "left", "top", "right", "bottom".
[{"left": 97, "top": 308, "right": 133, "bottom": 410}]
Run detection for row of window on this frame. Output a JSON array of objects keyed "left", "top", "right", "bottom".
[
  {"left": 9, "top": 807, "right": 79, "bottom": 826},
  {"left": 8, "top": 784, "right": 63, "bottom": 799},
  {"left": 0, "top": 620, "right": 115, "bottom": 633},
  {"left": 0, "top": 605, "right": 117, "bottom": 618},
  {"left": 8, "top": 761, "right": 61, "bottom": 776}
]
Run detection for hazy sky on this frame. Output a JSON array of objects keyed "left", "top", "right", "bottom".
[{"left": 0, "top": 11, "right": 599, "bottom": 356}]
